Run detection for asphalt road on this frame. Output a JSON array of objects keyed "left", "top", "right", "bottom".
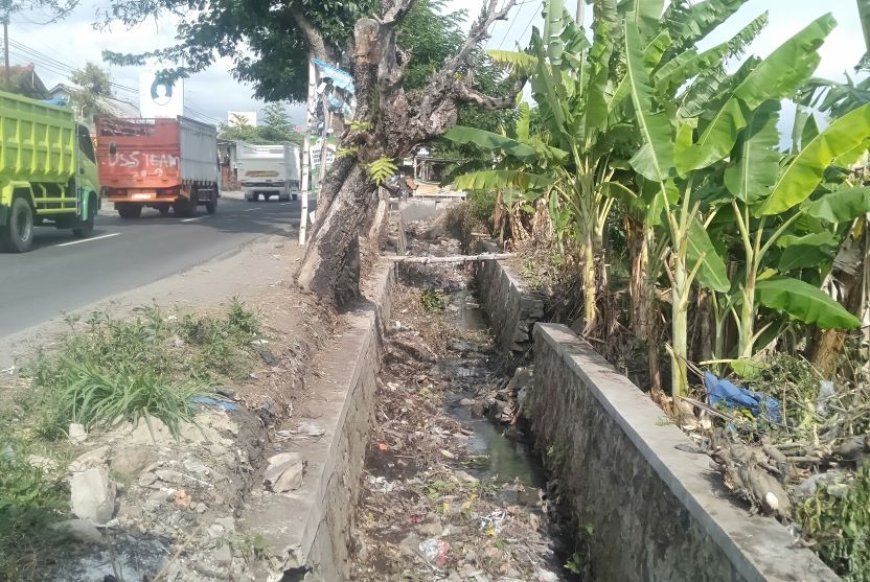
[{"left": 0, "top": 195, "right": 301, "bottom": 339}]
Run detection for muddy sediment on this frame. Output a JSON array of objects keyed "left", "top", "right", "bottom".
[{"left": 349, "top": 258, "right": 572, "bottom": 581}]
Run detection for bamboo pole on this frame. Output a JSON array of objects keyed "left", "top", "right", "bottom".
[{"left": 383, "top": 253, "right": 513, "bottom": 263}]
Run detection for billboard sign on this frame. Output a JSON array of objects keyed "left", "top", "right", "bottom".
[{"left": 139, "top": 69, "right": 184, "bottom": 118}]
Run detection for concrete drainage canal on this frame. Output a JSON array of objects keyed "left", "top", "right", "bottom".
[{"left": 349, "top": 259, "right": 575, "bottom": 581}]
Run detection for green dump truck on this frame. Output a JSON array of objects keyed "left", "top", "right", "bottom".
[{"left": 0, "top": 91, "right": 100, "bottom": 252}]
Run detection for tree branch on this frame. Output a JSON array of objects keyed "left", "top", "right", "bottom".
[
  {"left": 442, "top": 0, "right": 516, "bottom": 75},
  {"left": 289, "top": 6, "right": 332, "bottom": 61},
  {"left": 381, "top": 0, "right": 417, "bottom": 26},
  {"left": 455, "top": 74, "right": 527, "bottom": 109}
]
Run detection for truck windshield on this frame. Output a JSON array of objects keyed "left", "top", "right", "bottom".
[{"left": 78, "top": 126, "right": 96, "bottom": 163}]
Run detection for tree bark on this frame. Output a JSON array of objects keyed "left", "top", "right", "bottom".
[{"left": 296, "top": 163, "right": 375, "bottom": 306}]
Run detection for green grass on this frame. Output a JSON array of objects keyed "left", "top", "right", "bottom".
[
  {"left": 22, "top": 299, "right": 260, "bottom": 440},
  {"left": 0, "top": 300, "right": 262, "bottom": 578},
  {"left": 420, "top": 288, "right": 446, "bottom": 312},
  {"left": 796, "top": 464, "right": 870, "bottom": 581}
]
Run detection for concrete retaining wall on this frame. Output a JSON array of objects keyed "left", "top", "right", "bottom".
[
  {"left": 473, "top": 259, "right": 837, "bottom": 582},
  {"left": 302, "top": 262, "right": 394, "bottom": 580},
  {"left": 475, "top": 258, "right": 543, "bottom": 354},
  {"left": 241, "top": 262, "right": 393, "bottom": 581}
]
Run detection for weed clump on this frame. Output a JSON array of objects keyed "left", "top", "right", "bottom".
[
  {"left": 24, "top": 299, "right": 260, "bottom": 439},
  {"left": 420, "top": 288, "right": 445, "bottom": 312}
]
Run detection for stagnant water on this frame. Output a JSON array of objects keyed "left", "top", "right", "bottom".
[
  {"left": 350, "top": 264, "right": 574, "bottom": 581},
  {"left": 448, "top": 292, "right": 545, "bottom": 491}
]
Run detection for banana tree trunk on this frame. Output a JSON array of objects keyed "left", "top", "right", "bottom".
[
  {"left": 671, "top": 257, "right": 689, "bottom": 397},
  {"left": 811, "top": 225, "right": 868, "bottom": 376},
  {"left": 582, "top": 233, "right": 597, "bottom": 335},
  {"left": 737, "top": 269, "right": 758, "bottom": 360},
  {"left": 628, "top": 218, "right": 662, "bottom": 391}
]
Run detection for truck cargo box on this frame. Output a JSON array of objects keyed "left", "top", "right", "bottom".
[
  {"left": 0, "top": 91, "right": 76, "bottom": 186},
  {"left": 237, "top": 142, "right": 300, "bottom": 202},
  {"left": 97, "top": 116, "right": 218, "bottom": 189},
  {"left": 0, "top": 91, "right": 100, "bottom": 252},
  {"left": 96, "top": 116, "right": 219, "bottom": 219}
]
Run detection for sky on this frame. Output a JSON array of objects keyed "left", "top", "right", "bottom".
[{"left": 9, "top": 0, "right": 866, "bottom": 128}]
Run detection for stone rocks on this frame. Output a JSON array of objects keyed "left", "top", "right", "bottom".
[
  {"left": 52, "top": 519, "right": 104, "bottom": 545},
  {"left": 292, "top": 421, "right": 325, "bottom": 439},
  {"left": 111, "top": 445, "right": 158, "bottom": 479},
  {"left": 263, "top": 452, "right": 306, "bottom": 493},
  {"left": 70, "top": 466, "right": 116, "bottom": 525},
  {"left": 69, "top": 446, "right": 111, "bottom": 473},
  {"left": 68, "top": 423, "right": 88, "bottom": 444},
  {"left": 213, "top": 543, "right": 233, "bottom": 566},
  {"left": 27, "top": 454, "right": 58, "bottom": 472}
]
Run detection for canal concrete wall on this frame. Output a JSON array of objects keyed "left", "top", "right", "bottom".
[{"left": 475, "top": 258, "right": 837, "bottom": 582}]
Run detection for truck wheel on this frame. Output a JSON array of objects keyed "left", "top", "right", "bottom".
[
  {"left": 1, "top": 197, "right": 34, "bottom": 253},
  {"left": 72, "top": 194, "right": 97, "bottom": 238},
  {"left": 205, "top": 192, "right": 218, "bottom": 214},
  {"left": 117, "top": 204, "right": 142, "bottom": 219}
]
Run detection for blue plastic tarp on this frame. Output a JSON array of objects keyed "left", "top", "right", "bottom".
[
  {"left": 704, "top": 372, "right": 781, "bottom": 424},
  {"left": 191, "top": 396, "right": 240, "bottom": 412},
  {"left": 312, "top": 59, "right": 354, "bottom": 94}
]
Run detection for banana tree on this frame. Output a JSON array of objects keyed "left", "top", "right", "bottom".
[
  {"left": 623, "top": 4, "right": 848, "bottom": 395},
  {"left": 711, "top": 102, "right": 869, "bottom": 368},
  {"left": 448, "top": 0, "right": 632, "bottom": 336}
]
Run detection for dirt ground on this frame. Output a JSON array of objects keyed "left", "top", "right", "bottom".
[
  {"left": 0, "top": 234, "right": 345, "bottom": 581},
  {"left": 0, "top": 235, "right": 333, "bottom": 408}
]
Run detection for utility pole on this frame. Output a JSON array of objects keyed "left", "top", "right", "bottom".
[
  {"left": 299, "top": 57, "right": 316, "bottom": 246},
  {"left": 3, "top": 14, "right": 9, "bottom": 83}
]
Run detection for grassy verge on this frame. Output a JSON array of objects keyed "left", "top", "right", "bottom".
[{"left": 0, "top": 300, "right": 261, "bottom": 579}]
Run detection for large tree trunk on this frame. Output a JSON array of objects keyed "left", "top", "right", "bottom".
[
  {"left": 297, "top": 164, "right": 375, "bottom": 306},
  {"left": 296, "top": 0, "right": 520, "bottom": 307}
]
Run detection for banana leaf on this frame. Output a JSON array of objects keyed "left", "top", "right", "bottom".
[
  {"left": 802, "top": 186, "right": 870, "bottom": 223},
  {"left": 678, "top": 14, "right": 836, "bottom": 173},
  {"left": 624, "top": 16, "right": 674, "bottom": 182},
  {"left": 723, "top": 100, "right": 780, "bottom": 204},
  {"left": 756, "top": 277, "right": 860, "bottom": 329},
  {"left": 444, "top": 126, "right": 538, "bottom": 161},
  {"left": 687, "top": 217, "right": 730, "bottom": 292},
  {"left": 760, "top": 104, "right": 870, "bottom": 215},
  {"left": 453, "top": 170, "right": 550, "bottom": 191}
]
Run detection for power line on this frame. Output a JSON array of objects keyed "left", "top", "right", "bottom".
[
  {"left": 495, "top": 0, "right": 538, "bottom": 49},
  {"left": 9, "top": 39, "right": 139, "bottom": 95},
  {"left": 496, "top": 0, "right": 521, "bottom": 49},
  {"left": 8, "top": 37, "right": 223, "bottom": 123}
]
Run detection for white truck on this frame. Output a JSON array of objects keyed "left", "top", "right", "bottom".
[{"left": 237, "top": 143, "right": 300, "bottom": 202}]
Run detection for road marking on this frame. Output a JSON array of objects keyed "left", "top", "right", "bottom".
[
  {"left": 243, "top": 208, "right": 263, "bottom": 212},
  {"left": 57, "top": 233, "right": 120, "bottom": 247},
  {"left": 181, "top": 216, "right": 207, "bottom": 223}
]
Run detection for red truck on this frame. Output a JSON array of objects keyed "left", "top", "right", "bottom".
[{"left": 96, "top": 116, "right": 220, "bottom": 218}]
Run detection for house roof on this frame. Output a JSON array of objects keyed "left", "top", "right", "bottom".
[
  {"left": 0, "top": 64, "right": 48, "bottom": 98},
  {"left": 47, "top": 82, "right": 140, "bottom": 119}
]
